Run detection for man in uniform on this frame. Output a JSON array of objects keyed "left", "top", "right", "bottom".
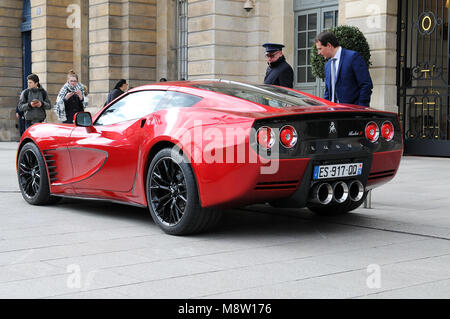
[{"left": 262, "top": 43, "right": 294, "bottom": 88}]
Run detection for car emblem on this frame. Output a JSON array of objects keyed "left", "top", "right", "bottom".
[{"left": 329, "top": 121, "right": 337, "bottom": 134}]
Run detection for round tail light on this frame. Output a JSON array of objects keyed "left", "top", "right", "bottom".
[
  {"left": 365, "top": 122, "right": 379, "bottom": 143},
  {"left": 280, "top": 125, "right": 298, "bottom": 148},
  {"left": 381, "top": 121, "right": 394, "bottom": 141},
  {"left": 257, "top": 126, "right": 275, "bottom": 149}
]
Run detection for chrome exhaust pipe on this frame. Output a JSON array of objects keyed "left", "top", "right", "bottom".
[
  {"left": 348, "top": 180, "right": 364, "bottom": 202},
  {"left": 310, "top": 183, "right": 333, "bottom": 205},
  {"left": 333, "top": 181, "right": 349, "bottom": 203}
]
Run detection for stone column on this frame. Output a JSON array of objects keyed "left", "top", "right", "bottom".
[
  {"left": 187, "top": 0, "right": 269, "bottom": 83},
  {"left": 339, "top": 0, "right": 398, "bottom": 112},
  {"left": 157, "top": 0, "right": 176, "bottom": 81},
  {"left": 0, "top": 0, "right": 23, "bottom": 140},
  {"left": 122, "top": 0, "right": 157, "bottom": 88},
  {"left": 31, "top": 0, "right": 76, "bottom": 122},
  {"left": 72, "top": 0, "right": 89, "bottom": 87},
  {"left": 268, "top": 0, "right": 294, "bottom": 72},
  {"left": 89, "top": 0, "right": 156, "bottom": 110},
  {"left": 88, "top": 0, "right": 118, "bottom": 110},
  {"left": 187, "top": 0, "right": 294, "bottom": 84}
]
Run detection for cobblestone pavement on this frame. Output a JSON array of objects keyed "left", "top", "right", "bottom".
[{"left": 1, "top": 142, "right": 449, "bottom": 299}]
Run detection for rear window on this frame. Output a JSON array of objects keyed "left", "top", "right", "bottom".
[
  {"left": 191, "top": 82, "right": 323, "bottom": 108},
  {"left": 159, "top": 91, "right": 202, "bottom": 109}
]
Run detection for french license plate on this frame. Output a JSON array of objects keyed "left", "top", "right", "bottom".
[{"left": 313, "top": 163, "right": 363, "bottom": 180}]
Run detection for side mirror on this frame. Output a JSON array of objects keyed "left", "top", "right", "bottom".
[{"left": 74, "top": 112, "right": 92, "bottom": 127}]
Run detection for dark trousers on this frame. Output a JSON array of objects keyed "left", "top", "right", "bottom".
[
  {"left": 25, "top": 121, "right": 33, "bottom": 130},
  {"left": 18, "top": 117, "right": 26, "bottom": 136},
  {"left": 25, "top": 120, "right": 39, "bottom": 130}
]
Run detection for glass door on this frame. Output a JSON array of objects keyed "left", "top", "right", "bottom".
[{"left": 295, "top": 6, "right": 339, "bottom": 97}]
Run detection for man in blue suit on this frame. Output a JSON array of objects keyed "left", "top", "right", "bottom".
[{"left": 315, "top": 32, "right": 373, "bottom": 106}]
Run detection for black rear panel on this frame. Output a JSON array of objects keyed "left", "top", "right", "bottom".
[{"left": 251, "top": 112, "right": 403, "bottom": 159}]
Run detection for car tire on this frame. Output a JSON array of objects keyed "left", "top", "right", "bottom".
[
  {"left": 146, "top": 148, "right": 221, "bottom": 235},
  {"left": 17, "top": 142, "right": 58, "bottom": 205},
  {"left": 307, "top": 191, "right": 368, "bottom": 216}
]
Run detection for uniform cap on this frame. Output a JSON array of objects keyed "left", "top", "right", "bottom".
[{"left": 262, "top": 43, "right": 285, "bottom": 52}]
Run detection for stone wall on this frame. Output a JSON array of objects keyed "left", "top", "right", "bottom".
[
  {"left": 187, "top": 0, "right": 294, "bottom": 84},
  {"left": 0, "top": 0, "right": 23, "bottom": 140},
  {"left": 188, "top": 0, "right": 264, "bottom": 83},
  {"left": 88, "top": 0, "right": 157, "bottom": 110},
  {"left": 339, "top": 0, "right": 398, "bottom": 112},
  {"left": 123, "top": 0, "right": 157, "bottom": 88},
  {"left": 268, "top": 0, "right": 294, "bottom": 71},
  {"left": 156, "top": 0, "right": 176, "bottom": 81},
  {"left": 31, "top": 0, "right": 77, "bottom": 123}
]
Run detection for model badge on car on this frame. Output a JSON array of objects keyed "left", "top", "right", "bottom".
[{"left": 348, "top": 130, "right": 362, "bottom": 136}]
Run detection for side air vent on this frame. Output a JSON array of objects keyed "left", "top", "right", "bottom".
[
  {"left": 254, "top": 180, "right": 299, "bottom": 190},
  {"left": 44, "top": 151, "right": 58, "bottom": 183},
  {"left": 368, "top": 169, "right": 395, "bottom": 181}
]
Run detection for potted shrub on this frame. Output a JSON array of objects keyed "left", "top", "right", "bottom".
[{"left": 311, "top": 25, "right": 372, "bottom": 80}]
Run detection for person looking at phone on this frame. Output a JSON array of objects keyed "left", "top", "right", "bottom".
[
  {"left": 17, "top": 74, "right": 51, "bottom": 130},
  {"left": 54, "top": 70, "right": 86, "bottom": 123}
]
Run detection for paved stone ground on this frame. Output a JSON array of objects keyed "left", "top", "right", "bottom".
[{"left": 0, "top": 142, "right": 449, "bottom": 299}]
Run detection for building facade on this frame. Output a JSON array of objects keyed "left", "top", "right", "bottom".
[{"left": 0, "top": 0, "right": 449, "bottom": 156}]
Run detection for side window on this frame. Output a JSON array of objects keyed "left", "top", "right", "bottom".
[
  {"left": 95, "top": 90, "right": 166, "bottom": 126},
  {"left": 156, "top": 91, "right": 202, "bottom": 110}
]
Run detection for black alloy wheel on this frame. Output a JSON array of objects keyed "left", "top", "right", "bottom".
[
  {"left": 19, "top": 148, "right": 41, "bottom": 198},
  {"left": 17, "top": 142, "right": 57, "bottom": 205},
  {"left": 149, "top": 157, "right": 188, "bottom": 226},
  {"left": 146, "top": 148, "right": 221, "bottom": 235}
]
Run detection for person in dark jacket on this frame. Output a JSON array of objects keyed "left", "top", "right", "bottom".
[
  {"left": 262, "top": 43, "right": 294, "bottom": 88},
  {"left": 105, "top": 79, "right": 128, "bottom": 105},
  {"left": 17, "top": 74, "right": 51, "bottom": 129}
]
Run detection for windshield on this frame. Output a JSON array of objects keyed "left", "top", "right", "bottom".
[{"left": 191, "top": 81, "right": 324, "bottom": 108}]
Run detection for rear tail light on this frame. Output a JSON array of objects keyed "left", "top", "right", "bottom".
[
  {"left": 257, "top": 126, "right": 275, "bottom": 149},
  {"left": 381, "top": 121, "right": 394, "bottom": 141},
  {"left": 280, "top": 125, "right": 298, "bottom": 148},
  {"left": 365, "top": 121, "right": 379, "bottom": 143}
]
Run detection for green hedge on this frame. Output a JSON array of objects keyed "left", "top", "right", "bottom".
[{"left": 311, "top": 25, "right": 372, "bottom": 80}]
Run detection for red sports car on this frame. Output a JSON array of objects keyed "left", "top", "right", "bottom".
[{"left": 17, "top": 80, "right": 403, "bottom": 235}]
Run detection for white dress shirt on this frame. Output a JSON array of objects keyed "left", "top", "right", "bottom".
[{"left": 332, "top": 46, "right": 342, "bottom": 76}]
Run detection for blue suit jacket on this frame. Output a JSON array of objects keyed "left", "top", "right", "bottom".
[{"left": 324, "top": 48, "right": 373, "bottom": 106}]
